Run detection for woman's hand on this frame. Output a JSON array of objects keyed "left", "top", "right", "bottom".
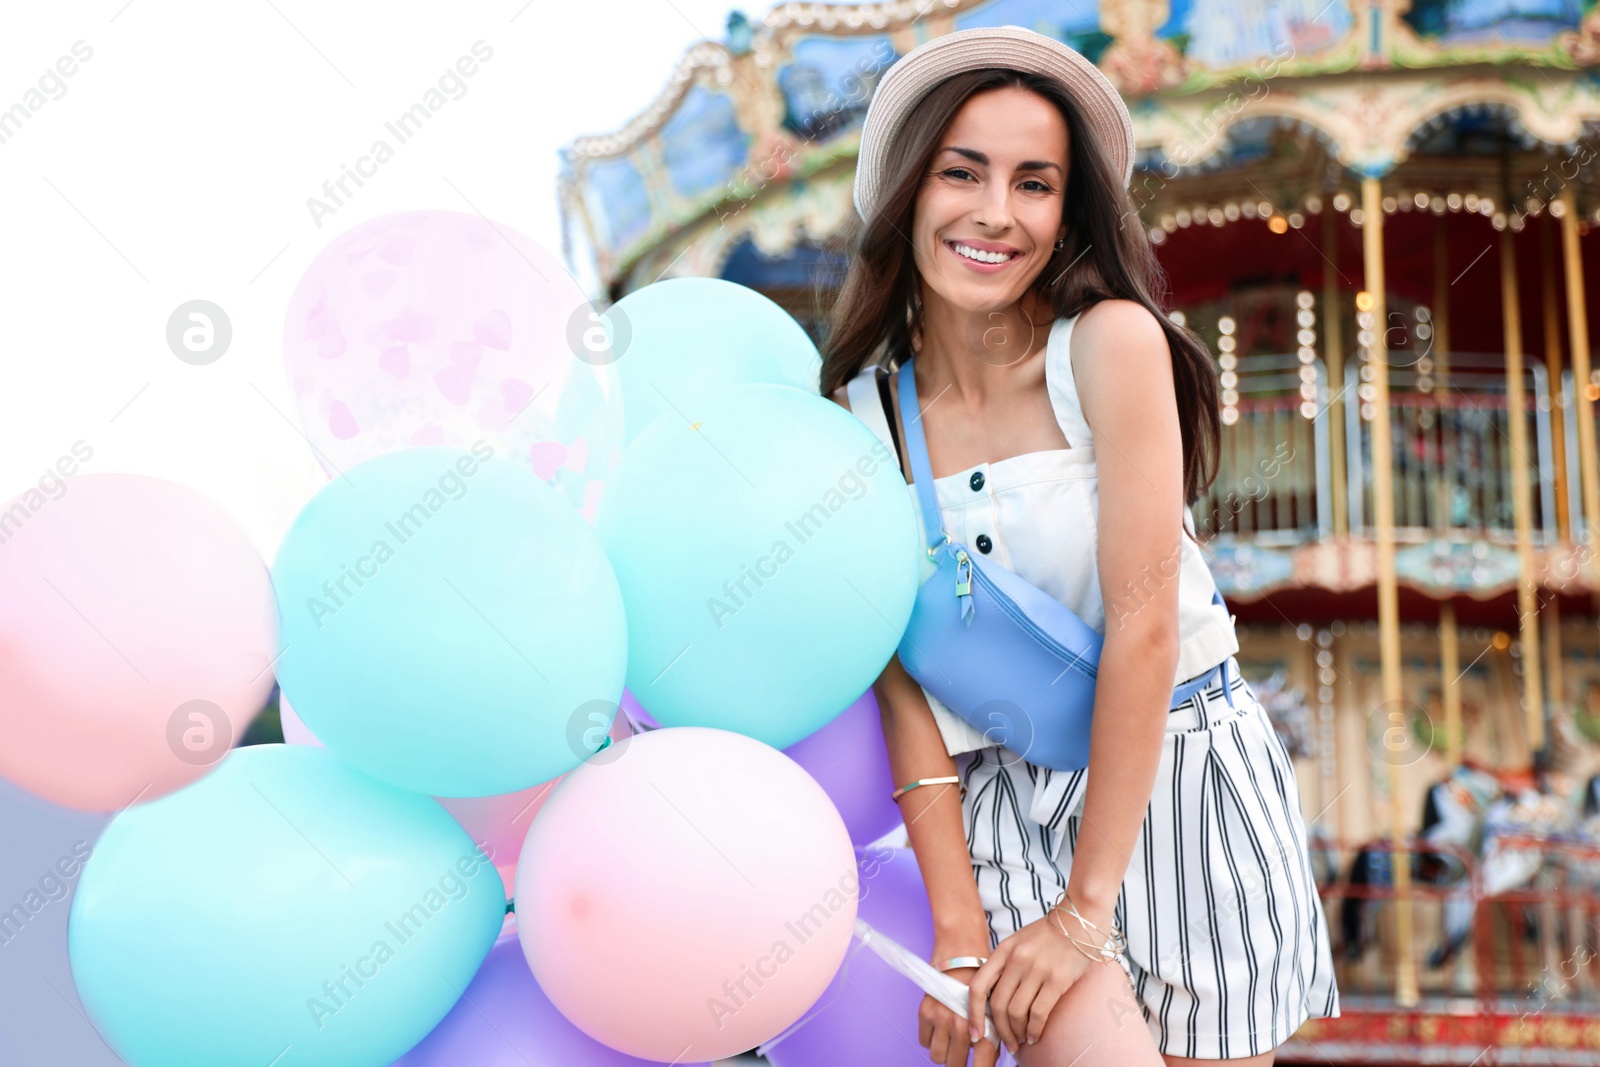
[
  {"left": 965, "top": 894, "right": 1119, "bottom": 1056},
  {"left": 921, "top": 930, "right": 1002, "bottom": 1067}
]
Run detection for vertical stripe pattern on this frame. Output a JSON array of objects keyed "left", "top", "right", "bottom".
[{"left": 957, "top": 656, "right": 1341, "bottom": 1059}]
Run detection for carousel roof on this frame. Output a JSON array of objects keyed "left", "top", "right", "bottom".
[{"left": 559, "top": 0, "right": 1600, "bottom": 292}]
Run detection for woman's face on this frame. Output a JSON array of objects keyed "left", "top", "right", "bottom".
[{"left": 912, "top": 85, "right": 1070, "bottom": 318}]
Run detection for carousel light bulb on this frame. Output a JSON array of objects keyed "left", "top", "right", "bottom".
[
  {"left": 1296, "top": 290, "right": 1315, "bottom": 309},
  {"left": 1219, "top": 315, "right": 1236, "bottom": 335}
]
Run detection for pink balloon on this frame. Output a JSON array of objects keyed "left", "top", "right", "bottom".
[
  {"left": 282, "top": 210, "right": 623, "bottom": 521},
  {"left": 280, "top": 691, "right": 631, "bottom": 899},
  {"left": 516, "top": 727, "right": 857, "bottom": 1061},
  {"left": 439, "top": 713, "right": 632, "bottom": 898},
  {"left": 0, "top": 474, "right": 277, "bottom": 811}
]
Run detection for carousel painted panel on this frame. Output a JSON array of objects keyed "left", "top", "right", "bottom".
[
  {"left": 776, "top": 34, "right": 898, "bottom": 142},
  {"left": 657, "top": 84, "right": 751, "bottom": 203},
  {"left": 952, "top": 0, "right": 1111, "bottom": 60},
  {"left": 1393, "top": 0, "right": 1598, "bottom": 68},
  {"left": 573, "top": 152, "right": 653, "bottom": 264}
]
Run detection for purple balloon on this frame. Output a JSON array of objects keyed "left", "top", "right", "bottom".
[
  {"left": 392, "top": 936, "right": 714, "bottom": 1066},
  {"left": 620, "top": 687, "right": 659, "bottom": 731},
  {"left": 782, "top": 689, "right": 902, "bottom": 846},
  {"left": 760, "top": 847, "right": 1016, "bottom": 1067}
]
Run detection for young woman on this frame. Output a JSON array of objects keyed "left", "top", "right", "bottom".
[{"left": 823, "top": 26, "right": 1339, "bottom": 1067}]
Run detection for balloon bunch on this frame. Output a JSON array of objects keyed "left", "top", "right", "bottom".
[{"left": 0, "top": 210, "right": 936, "bottom": 1065}]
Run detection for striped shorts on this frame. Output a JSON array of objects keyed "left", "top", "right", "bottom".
[{"left": 956, "top": 655, "right": 1341, "bottom": 1060}]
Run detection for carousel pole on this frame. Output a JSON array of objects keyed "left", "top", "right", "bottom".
[
  {"left": 1560, "top": 185, "right": 1600, "bottom": 593},
  {"left": 1326, "top": 204, "right": 1349, "bottom": 536},
  {"left": 1362, "top": 174, "right": 1419, "bottom": 1007},
  {"left": 1501, "top": 218, "right": 1546, "bottom": 753},
  {"left": 1544, "top": 598, "right": 1563, "bottom": 751},
  {"left": 1440, "top": 600, "right": 1462, "bottom": 765},
  {"left": 1543, "top": 217, "right": 1571, "bottom": 540}
]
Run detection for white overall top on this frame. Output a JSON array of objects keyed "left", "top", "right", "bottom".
[{"left": 845, "top": 311, "right": 1240, "bottom": 756}]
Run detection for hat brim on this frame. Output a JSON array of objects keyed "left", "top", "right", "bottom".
[{"left": 853, "top": 25, "right": 1136, "bottom": 221}]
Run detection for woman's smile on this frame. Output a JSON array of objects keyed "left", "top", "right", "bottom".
[{"left": 944, "top": 238, "right": 1025, "bottom": 272}]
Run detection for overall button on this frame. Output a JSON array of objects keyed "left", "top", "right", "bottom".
[
  {"left": 969, "top": 470, "right": 985, "bottom": 492},
  {"left": 975, "top": 533, "right": 992, "bottom": 554}
]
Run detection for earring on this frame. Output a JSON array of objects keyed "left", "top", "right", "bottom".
[{"left": 1054, "top": 236, "right": 1066, "bottom": 250}]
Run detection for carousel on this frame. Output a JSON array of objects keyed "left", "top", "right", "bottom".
[{"left": 560, "top": 0, "right": 1600, "bottom": 1061}]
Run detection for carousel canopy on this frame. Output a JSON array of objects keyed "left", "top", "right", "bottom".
[{"left": 559, "top": 0, "right": 1600, "bottom": 295}]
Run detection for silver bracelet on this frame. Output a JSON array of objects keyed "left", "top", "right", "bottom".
[{"left": 939, "top": 956, "right": 987, "bottom": 971}]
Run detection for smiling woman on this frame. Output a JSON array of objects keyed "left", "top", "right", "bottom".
[{"left": 821, "top": 25, "right": 1339, "bottom": 1067}]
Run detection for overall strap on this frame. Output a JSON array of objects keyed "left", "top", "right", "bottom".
[{"left": 896, "top": 358, "right": 947, "bottom": 551}]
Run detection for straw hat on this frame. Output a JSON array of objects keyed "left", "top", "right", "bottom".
[{"left": 852, "top": 25, "right": 1136, "bottom": 221}]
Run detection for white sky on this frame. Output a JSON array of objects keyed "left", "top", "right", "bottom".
[{"left": 0, "top": 0, "right": 749, "bottom": 560}]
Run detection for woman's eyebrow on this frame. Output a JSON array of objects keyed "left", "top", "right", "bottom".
[{"left": 939, "top": 145, "right": 1063, "bottom": 175}]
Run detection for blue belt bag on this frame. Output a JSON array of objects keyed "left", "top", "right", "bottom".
[{"left": 891, "top": 358, "right": 1234, "bottom": 772}]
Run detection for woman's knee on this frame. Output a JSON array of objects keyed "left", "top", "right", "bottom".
[{"left": 1016, "top": 962, "right": 1162, "bottom": 1067}]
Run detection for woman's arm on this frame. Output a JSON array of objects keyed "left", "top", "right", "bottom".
[
  {"left": 1065, "top": 299, "right": 1186, "bottom": 922},
  {"left": 828, "top": 383, "right": 997, "bottom": 1067},
  {"left": 873, "top": 656, "right": 988, "bottom": 934}
]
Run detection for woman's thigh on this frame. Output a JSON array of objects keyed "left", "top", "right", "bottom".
[{"left": 1015, "top": 960, "right": 1164, "bottom": 1067}]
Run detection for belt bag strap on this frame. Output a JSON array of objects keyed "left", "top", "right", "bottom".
[
  {"left": 895, "top": 357, "right": 1235, "bottom": 714},
  {"left": 895, "top": 358, "right": 949, "bottom": 553}
]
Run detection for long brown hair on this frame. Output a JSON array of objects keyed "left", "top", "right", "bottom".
[{"left": 820, "top": 68, "right": 1221, "bottom": 504}]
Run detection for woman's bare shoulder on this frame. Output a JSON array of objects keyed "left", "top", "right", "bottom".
[
  {"left": 1076, "top": 300, "right": 1170, "bottom": 378},
  {"left": 827, "top": 382, "right": 852, "bottom": 412},
  {"left": 1077, "top": 298, "right": 1166, "bottom": 343}
]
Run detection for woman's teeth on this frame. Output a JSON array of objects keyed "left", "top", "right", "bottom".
[{"left": 951, "top": 242, "right": 1017, "bottom": 264}]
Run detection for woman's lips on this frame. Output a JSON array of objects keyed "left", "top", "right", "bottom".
[{"left": 945, "top": 240, "right": 1022, "bottom": 273}]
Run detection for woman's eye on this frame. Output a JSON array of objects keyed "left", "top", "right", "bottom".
[
  {"left": 1021, "top": 180, "right": 1052, "bottom": 193},
  {"left": 943, "top": 167, "right": 975, "bottom": 181}
]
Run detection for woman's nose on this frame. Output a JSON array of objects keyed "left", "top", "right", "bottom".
[{"left": 971, "top": 184, "right": 1015, "bottom": 231}]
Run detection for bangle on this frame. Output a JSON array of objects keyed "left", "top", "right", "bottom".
[
  {"left": 890, "top": 775, "right": 963, "bottom": 802},
  {"left": 1049, "top": 908, "right": 1117, "bottom": 964},
  {"left": 1047, "top": 888, "right": 1127, "bottom": 964},
  {"left": 939, "top": 956, "right": 987, "bottom": 971}
]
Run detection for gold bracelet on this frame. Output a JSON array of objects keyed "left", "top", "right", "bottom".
[
  {"left": 890, "top": 775, "right": 964, "bottom": 802},
  {"left": 1047, "top": 888, "right": 1128, "bottom": 962},
  {"left": 1065, "top": 889, "right": 1130, "bottom": 955},
  {"left": 1049, "top": 906, "right": 1119, "bottom": 964},
  {"left": 1054, "top": 887, "right": 1129, "bottom": 953}
]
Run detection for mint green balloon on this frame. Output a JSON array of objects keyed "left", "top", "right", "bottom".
[
  {"left": 609, "top": 278, "right": 822, "bottom": 444},
  {"left": 272, "top": 447, "right": 628, "bottom": 798},
  {"left": 67, "top": 744, "right": 505, "bottom": 1067},
  {"left": 595, "top": 384, "right": 920, "bottom": 747}
]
